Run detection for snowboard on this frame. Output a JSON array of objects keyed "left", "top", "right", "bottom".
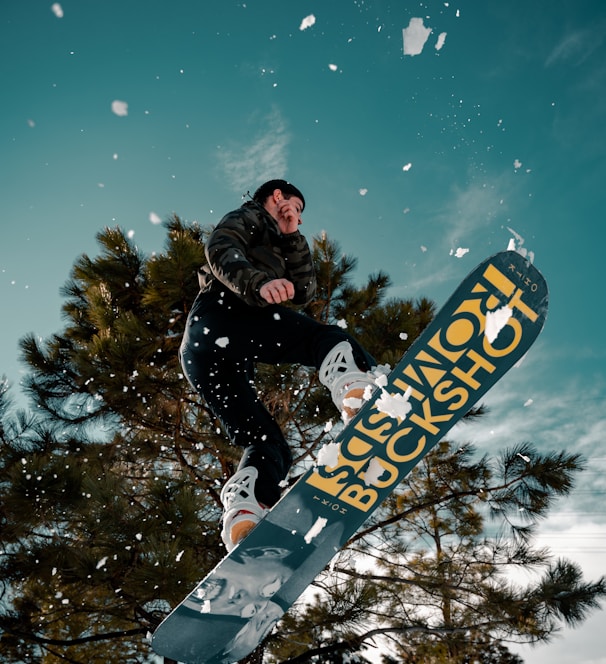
[{"left": 152, "top": 250, "right": 548, "bottom": 664}]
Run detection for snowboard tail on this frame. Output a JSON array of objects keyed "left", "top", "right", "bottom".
[{"left": 152, "top": 250, "right": 548, "bottom": 664}]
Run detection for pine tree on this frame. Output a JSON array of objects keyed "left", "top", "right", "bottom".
[
  {"left": 269, "top": 441, "right": 605, "bottom": 663},
  {"left": 0, "top": 219, "right": 604, "bottom": 664}
]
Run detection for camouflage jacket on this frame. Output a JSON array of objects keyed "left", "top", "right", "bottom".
[{"left": 198, "top": 201, "right": 317, "bottom": 307}]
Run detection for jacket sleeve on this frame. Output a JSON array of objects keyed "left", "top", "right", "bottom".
[
  {"left": 204, "top": 210, "right": 270, "bottom": 306},
  {"left": 275, "top": 231, "right": 317, "bottom": 305}
]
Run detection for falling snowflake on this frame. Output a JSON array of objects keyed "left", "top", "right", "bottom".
[
  {"left": 96, "top": 556, "right": 108, "bottom": 570},
  {"left": 111, "top": 100, "right": 129, "bottom": 117},
  {"left": 299, "top": 14, "right": 316, "bottom": 30}
]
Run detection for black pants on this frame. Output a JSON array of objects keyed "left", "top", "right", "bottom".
[{"left": 179, "top": 288, "right": 375, "bottom": 506}]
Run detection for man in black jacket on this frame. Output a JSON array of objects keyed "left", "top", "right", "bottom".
[{"left": 180, "top": 180, "right": 379, "bottom": 550}]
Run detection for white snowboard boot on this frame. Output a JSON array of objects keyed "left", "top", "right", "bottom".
[
  {"left": 220, "top": 467, "right": 268, "bottom": 552},
  {"left": 319, "top": 341, "right": 379, "bottom": 421}
]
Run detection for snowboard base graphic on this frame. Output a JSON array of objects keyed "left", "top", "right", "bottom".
[{"left": 152, "top": 250, "right": 548, "bottom": 663}]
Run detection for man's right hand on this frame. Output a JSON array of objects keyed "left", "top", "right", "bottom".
[
  {"left": 259, "top": 279, "right": 295, "bottom": 304},
  {"left": 275, "top": 198, "right": 302, "bottom": 234}
]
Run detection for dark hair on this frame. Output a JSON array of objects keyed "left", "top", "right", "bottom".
[{"left": 252, "top": 179, "right": 305, "bottom": 211}]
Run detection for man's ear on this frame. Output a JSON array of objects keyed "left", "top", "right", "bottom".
[{"left": 272, "top": 189, "right": 283, "bottom": 203}]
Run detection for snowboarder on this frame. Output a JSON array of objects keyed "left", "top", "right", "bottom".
[{"left": 179, "top": 179, "right": 379, "bottom": 551}]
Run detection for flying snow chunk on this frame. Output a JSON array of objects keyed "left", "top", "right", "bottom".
[
  {"left": 343, "top": 395, "right": 363, "bottom": 412},
  {"left": 304, "top": 516, "right": 328, "bottom": 544},
  {"left": 371, "top": 364, "right": 391, "bottom": 390},
  {"left": 375, "top": 388, "right": 412, "bottom": 421},
  {"left": 402, "top": 162, "right": 412, "bottom": 171},
  {"left": 215, "top": 337, "right": 230, "bottom": 348},
  {"left": 435, "top": 32, "right": 447, "bottom": 50},
  {"left": 507, "top": 226, "right": 525, "bottom": 249},
  {"left": 328, "top": 63, "right": 338, "bottom": 71},
  {"left": 359, "top": 188, "right": 368, "bottom": 196},
  {"left": 51, "top": 3, "right": 64, "bottom": 18},
  {"left": 524, "top": 398, "right": 534, "bottom": 407},
  {"left": 374, "top": 373, "right": 388, "bottom": 389},
  {"left": 317, "top": 441, "right": 340, "bottom": 468},
  {"left": 299, "top": 14, "right": 316, "bottom": 30},
  {"left": 364, "top": 457, "right": 386, "bottom": 487},
  {"left": 506, "top": 226, "right": 534, "bottom": 262},
  {"left": 485, "top": 305, "right": 512, "bottom": 344},
  {"left": 111, "top": 100, "right": 129, "bottom": 117},
  {"left": 403, "top": 18, "right": 432, "bottom": 56},
  {"left": 451, "top": 247, "right": 469, "bottom": 258},
  {"left": 149, "top": 212, "right": 162, "bottom": 225},
  {"left": 514, "top": 159, "right": 522, "bottom": 169}
]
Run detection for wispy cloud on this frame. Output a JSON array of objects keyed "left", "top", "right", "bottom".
[
  {"left": 392, "top": 171, "right": 518, "bottom": 301},
  {"left": 546, "top": 25, "right": 605, "bottom": 67},
  {"left": 439, "top": 180, "right": 508, "bottom": 245},
  {"left": 217, "top": 107, "right": 290, "bottom": 193}
]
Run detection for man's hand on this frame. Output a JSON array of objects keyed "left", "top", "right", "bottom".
[
  {"left": 276, "top": 198, "right": 302, "bottom": 234},
  {"left": 260, "top": 278, "right": 295, "bottom": 304}
]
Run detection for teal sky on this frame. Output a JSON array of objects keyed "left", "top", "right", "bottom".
[{"left": 1, "top": 1, "right": 605, "bottom": 662}]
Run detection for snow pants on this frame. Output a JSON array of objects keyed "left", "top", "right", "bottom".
[{"left": 179, "top": 287, "right": 375, "bottom": 507}]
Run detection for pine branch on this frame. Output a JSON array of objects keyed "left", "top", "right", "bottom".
[
  {"left": 2, "top": 625, "right": 147, "bottom": 647},
  {"left": 276, "top": 623, "right": 497, "bottom": 664},
  {"left": 346, "top": 486, "right": 487, "bottom": 546}
]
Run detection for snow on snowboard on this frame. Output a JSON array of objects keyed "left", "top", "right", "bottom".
[{"left": 152, "top": 250, "right": 548, "bottom": 664}]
